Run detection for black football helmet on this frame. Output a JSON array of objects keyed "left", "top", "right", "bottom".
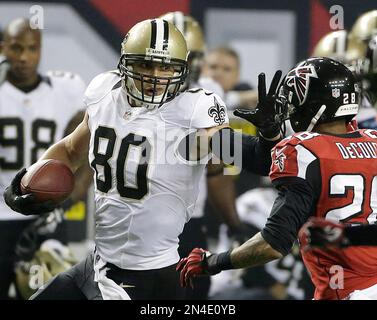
[{"left": 276, "top": 57, "right": 360, "bottom": 133}]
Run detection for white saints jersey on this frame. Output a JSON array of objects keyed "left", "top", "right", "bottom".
[
  {"left": 85, "top": 71, "right": 229, "bottom": 270},
  {"left": 190, "top": 77, "right": 224, "bottom": 219},
  {"left": 0, "top": 71, "right": 86, "bottom": 220}
]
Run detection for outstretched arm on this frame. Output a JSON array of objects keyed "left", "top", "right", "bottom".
[
  {"left": 202, "top": 71, "right": 283, "bottom": 175},
  {"left": 40, "top": 111, "right": 90, "bottom": 173},
  {"left": 230, "top": 232, "right": 282, "bottom": 269},
  {"left": 177, "top": 179, "right": 316, "bottom": 287},
  {"left": 192, "top": 125, "right": 280, "bottom": 176}
]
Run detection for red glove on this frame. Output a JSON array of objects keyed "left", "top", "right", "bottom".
[
  {"left": 176, "top": 248, "right": 224, "bottom": 288},
  {"left": 298, "top": 217, "right": 347, "bottom": 251}
]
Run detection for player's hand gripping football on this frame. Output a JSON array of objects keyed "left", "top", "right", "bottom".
[
  {"left": 176, "top": 248, "right": 223, "bottom": 288},
  {"left": 298, "top": 217, "right": 349, "bottom": 251},
  {"left": 3, "top": 168, "right": 58, "bottom": 215},
  {"left": 234, "top": 70, "right": 282, "bottom": 140}
]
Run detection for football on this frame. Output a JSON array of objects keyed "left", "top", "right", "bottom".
[{"left": 20, "top": 159, "right": 75, "bottom": 204}]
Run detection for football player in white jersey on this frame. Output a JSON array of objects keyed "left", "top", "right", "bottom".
[
  {"left": 4, "top": 18, "right": 282, "bottom": 300},
  {"left": 0, "top": 18, "right": 90, "bottom": 299},
  {"left": 160, "top": 11, "right": 245, "bottom": 300}
]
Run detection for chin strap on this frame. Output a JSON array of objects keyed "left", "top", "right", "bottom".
[{"left": 306, "top": 105, "right": 327, "bottom": 132}]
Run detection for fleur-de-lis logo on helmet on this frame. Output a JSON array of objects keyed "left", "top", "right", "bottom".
[{"left": 208, "top": 97, "right": 226, "bottom": 125}]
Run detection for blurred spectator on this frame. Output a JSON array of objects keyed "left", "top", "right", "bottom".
[
  {"left": 0, "top": 18, "right": 91, "bottom": 299},
  {"left": 202, "top": 47, "right": 258, "bottom": 111}
]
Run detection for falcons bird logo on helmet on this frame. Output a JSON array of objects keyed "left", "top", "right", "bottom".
[{"left": 285, "top": 62, "right": 318, "bottom": 105}]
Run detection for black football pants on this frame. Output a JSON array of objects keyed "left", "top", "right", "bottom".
[
  {"left": 0, "top": 219, "right": 36, "bottom": 300},
  {"left": 31, "top": 252, "right": 184, "bottom": 300}
]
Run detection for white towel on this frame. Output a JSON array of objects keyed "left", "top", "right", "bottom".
[{"left": 93, "top": 251, "right": 131, "bottom": 300}]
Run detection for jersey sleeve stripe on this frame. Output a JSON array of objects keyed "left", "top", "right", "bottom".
[{"left": 295, "top": 144, "right": 317, "bottom": 179}]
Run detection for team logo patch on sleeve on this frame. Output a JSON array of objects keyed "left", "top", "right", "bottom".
[
  {"left": 273, "top": 146, "right": 287, "bottom": 172},
  {"left": 208, "top": 97, "right": 226, "bottom": 125},
  {"left": 286, "top": 62, "right": 318, "bottom": 105}
]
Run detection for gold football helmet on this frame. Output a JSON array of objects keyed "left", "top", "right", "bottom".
[
  {"left": 311, "top": 30, "right": 362, "bottom": 75},
  {"left": 15, "top": 239, "right": 77, "bottom": 300},
  {"left": 160, "top": 12, "right": 205, "bottom": 89},
  {"left": 350, "top": 10, "right": 377, "bottom": 42},
  {"left": 311, "top": 30, "right": 348, "bottom": 62},
  {"left": 118, "top": 19, "right": 188, "bottom": 108},
  {"left": 348, "top": 10, "right": 377, "bottom": 80},
  {"left": 311, "top": 30, "right": 365, "bottom": 63}
]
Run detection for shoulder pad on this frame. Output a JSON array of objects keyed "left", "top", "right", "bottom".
[
  {"left": 161, "top": 89, "right": 229, "bottom": 129},
  {"left": 83, "top": 70, "right": 121, "bottom": 106},
  {"left": 190, "top": 89, "right": 229, "bottom": 129},
  {"left": 197, "top": 77, "right": 224, "bottom": 99}
]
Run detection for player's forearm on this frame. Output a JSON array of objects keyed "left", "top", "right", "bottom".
[
  {"left": 240, "top": 134, "right": 279, "bottom": 175},
  {"left": 40, "top": 138, "right": 81, "bottom": 173},
  {"left": 209, "top": 128, "right": 280, "bottom": 175},
  {"left": 230, "top": 232, "right": 283, "bottom": 269},
  {"left": 40, "top": 112, "right": 90, "bottom": 174},
  {"left": 40, "top": 132, "right": 88, "bottom": 174},
  {"left": 207, "top": 172, "right": 241, "bottom": 229}
]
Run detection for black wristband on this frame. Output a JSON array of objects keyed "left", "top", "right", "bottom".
[
  {"left": 206, "top": 250, "right": 234, "bottom": 275},
  {"left": 216, "top": 250, "right": 234, "bottom": 271}
]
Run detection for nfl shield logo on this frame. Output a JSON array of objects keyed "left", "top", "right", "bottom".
[{"left": 332, "top": 88, "right": 340, "bottom": 98}]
